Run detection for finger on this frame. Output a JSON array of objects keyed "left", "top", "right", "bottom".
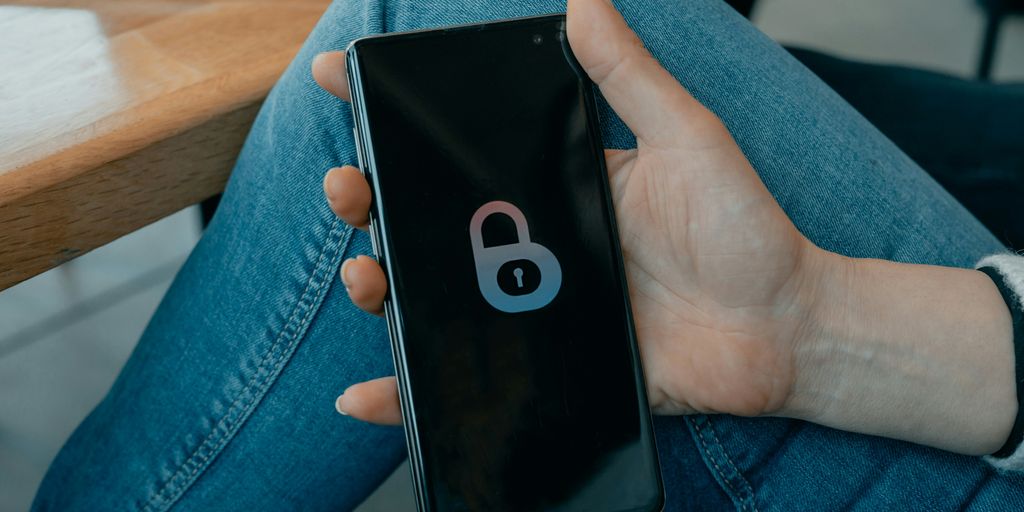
[
  {"left": 312, "top": 51, "right": 350, "bottom": 102},
  {"left": 603, "top": 147, "right": 635, "bottom": 181},
  {"left": 567, "top": 0, "right": 719, "bottom": 148},
  {"left": 324, "top": 166, "right": 371, "bottom": 230},
  {"left": 340, "top": 255, "right": 387, "bottom": 315},
  {"left": 335, "top": 376, "right": 402, "bottom": 425}
]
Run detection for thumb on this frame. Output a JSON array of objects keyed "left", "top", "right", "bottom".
[
  {"left": 335, "top": 376, "right": 403, "bottom": 425},
  {"left": 567, "top": 0, "right": 718, "bottom": 148}
]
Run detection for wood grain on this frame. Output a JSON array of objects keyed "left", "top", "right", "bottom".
[{"left": 0, "top": 0, "right": 331, "bottom": 291}]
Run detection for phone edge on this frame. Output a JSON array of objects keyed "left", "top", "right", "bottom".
[
  {"left": 345, "top": 12, "right": 566, "bottom": 51},
  {"left": 346, "top": 16, "right": 665, "bottom": 511},
  {"left": 580, "top": 73, "right": 667, "bottom": 512},
  {"left": 346, "top": 45, "right": 433, "bottom": 512}
]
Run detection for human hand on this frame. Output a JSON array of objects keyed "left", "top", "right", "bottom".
[{"left": 311, "top": 0, "right": 828, "bottom": 425}]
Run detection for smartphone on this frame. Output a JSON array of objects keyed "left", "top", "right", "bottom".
[{"left": 346, "top": 14, "right": 663, "bottom": 512}]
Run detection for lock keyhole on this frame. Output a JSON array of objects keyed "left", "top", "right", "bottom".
[
  {"left": 497, "top": 259, "right": 541, "bottom": 296},
  {"left": 513, "top": 267, "right": 524, "bottom": 288}
]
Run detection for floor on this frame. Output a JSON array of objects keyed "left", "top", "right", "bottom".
[{"left": 2, "top": 0, "right": 1022, "bottom": 510}]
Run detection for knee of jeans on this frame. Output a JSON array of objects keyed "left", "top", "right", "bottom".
[{"left": 210, "top": 0, "right": 391, "bottom": 232}]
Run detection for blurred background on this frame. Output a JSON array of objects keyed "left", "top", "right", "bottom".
[{"left": 1, "top": 0, "right": 1021, "bottom": 510}]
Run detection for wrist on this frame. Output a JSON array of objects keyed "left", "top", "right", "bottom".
[
  {"left": 777, "top": 241, "right": 853, "bottom": 421},
  {"left": 780, "top": 248, "right": 1017, "bottom": 455}
]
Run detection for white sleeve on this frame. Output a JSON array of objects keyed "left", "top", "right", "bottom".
[{"left": 977, "top": 254, "right": 1024, "bottom": 472}]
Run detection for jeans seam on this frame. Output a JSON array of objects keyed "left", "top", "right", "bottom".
[
  {"left": 687, "top": 416, "right": 759, "bottom": 512},
  {"left": 140, "top": 219, "right": 353, "bottom": 512}
]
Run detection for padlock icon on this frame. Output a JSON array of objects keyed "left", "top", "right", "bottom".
[{"left": 469, "top": 201, "right": 562, "bottom": 313}]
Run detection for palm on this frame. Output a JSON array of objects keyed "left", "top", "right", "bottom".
[{"left": 606, "top": 133, "right": 808, "bottom": 417}]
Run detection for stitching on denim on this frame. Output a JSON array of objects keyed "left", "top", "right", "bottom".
[
  {"left": 688, "top": 416, "right": 759, "bottom": 512},
  {"left": 689, "top": 418, "right": 745, "bottom": 508},
  {"left": 706, "top": 417, "right": 758, "bottom": 512},
  {"left": 141, "top": 220, "right": 350, "bottom": 510},
  {"left": 140, "top": 220, "right": 352, "bottom": 511}
]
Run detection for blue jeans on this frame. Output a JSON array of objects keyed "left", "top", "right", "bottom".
[
  {"left": 788, "top": 48, "right": 1024, "bottom": 250},
  {"left": 33, "top": 0, "right": 1024, "bottom": 510}
]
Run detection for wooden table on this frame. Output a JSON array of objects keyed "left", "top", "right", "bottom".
[{"left": 0, "top": 0, "right": 330, "bottom": 291}]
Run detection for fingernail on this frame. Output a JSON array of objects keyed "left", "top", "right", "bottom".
[
  {"left": 340, "top": 258, "right": 353, "bottom": 288},
  {"left": 335, "top": 394, "right": 349, "bottom": 415},
  {"left": 325, "top": 172, "right": 346, "bottom": 203},
  {"left": 323, "top": 169, "right": 339, "bottom": 202}
]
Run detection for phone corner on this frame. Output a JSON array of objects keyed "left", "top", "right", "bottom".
[
  {"left": 344, "top": 36, "right": 372, "bottom": 58},
  {"left": 643, "top": 489, "right": 666, "bottom": 512}
]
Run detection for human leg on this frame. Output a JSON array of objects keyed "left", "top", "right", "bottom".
[
  {"left": 34, "top": 0, "right": 1020, "bottom": 511},
  {"left": 33, "top": 1, "right": 406, "bottom": 510},
  {"left": 790, "top": 47, "right": 1024, "bottom": 250}
]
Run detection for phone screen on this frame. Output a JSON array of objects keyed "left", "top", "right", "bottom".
[{"left": 349, "top": 15, "right": 662, "bottom": 512}]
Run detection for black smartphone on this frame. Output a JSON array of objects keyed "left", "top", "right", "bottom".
[{"left": 346, "top": 14, "right": 663, "bottom": 512}]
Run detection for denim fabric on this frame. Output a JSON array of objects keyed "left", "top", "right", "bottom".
[
  {"left": 33, "top": 0, "right": 1023, "bottom": 510},
  {"left": 788, "top": 47, "right": 1024, "bottom": 251}
]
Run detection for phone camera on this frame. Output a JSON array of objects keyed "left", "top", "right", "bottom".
[{"left": 532, "top": 33, "right": 544, "bottom": 45}]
